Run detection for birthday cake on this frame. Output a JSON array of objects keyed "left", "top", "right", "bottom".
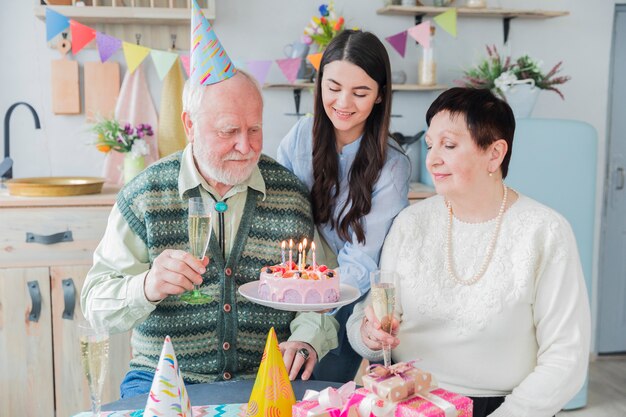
[{"left": 258, "top": 263, "right": 340, "bottom": 304}]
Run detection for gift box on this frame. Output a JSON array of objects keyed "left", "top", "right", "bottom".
[
  {"left": 352, "top": 387, "right": 472, "bottom": 417},
  {"left": 293, "top": 382, "right": 358, "bottom": 417},
  {"left": 362, "top": 362, "right": 433, "bottom": 402}
]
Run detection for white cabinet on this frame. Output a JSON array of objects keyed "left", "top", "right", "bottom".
[{"left": 0, "top": 187, "right": 131, "bottom": 417}]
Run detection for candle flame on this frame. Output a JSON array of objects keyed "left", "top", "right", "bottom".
[
  {"left": 303, "top": 238, "right": 308, "bottom": 249},
  {"left": 281, "top": 240, "right": 286, "bottom": 249},
  {"left": 298, "top": 243, "right": 303, "bottom": 251},
  {"left": 311, "top": 241, "right": 316, "bottom": 250},
  {"left": 289, "top": 238, "right": 293, "bottom": 248}
]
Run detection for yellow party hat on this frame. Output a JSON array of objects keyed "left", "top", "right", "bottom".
[{"left": 246, "top": 328, "right": 295, "bottom": 417}]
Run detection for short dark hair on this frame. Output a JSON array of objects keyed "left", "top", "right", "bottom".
[{"left": 426, "top": 87, "right": 515, "bottom": 178}]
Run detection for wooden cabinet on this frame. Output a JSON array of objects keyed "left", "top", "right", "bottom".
[{"left": 0, "top": 186, "right": 130, "bottom": 417}]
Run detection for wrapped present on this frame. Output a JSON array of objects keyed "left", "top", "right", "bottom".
[
  {"left": 362, "top": 362, "right": 433, "bottom": 402},
  {"left": 352, "top": 387, "right": 472, "bottom": 417},
  {"left": 293, "top": 382, "right": 358, "bottom": 417}
]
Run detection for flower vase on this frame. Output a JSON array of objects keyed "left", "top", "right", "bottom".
[
  {"left": 123, "top": 153, "right": 145, "bottom": 184},
  {"left": 501, "top": 79, "right": 540, "bottom": 118}
]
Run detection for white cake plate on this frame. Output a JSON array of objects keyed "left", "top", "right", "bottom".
[{"left": 238, "top": 281, "right": 360, "bottom": 312}]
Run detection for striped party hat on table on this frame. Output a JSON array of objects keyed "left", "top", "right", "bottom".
[
  {"left": 190, "top": 0, "right": 237, "bottom": 85},
  {"left": 144, "top": 336, "right": 192, "bottom": 417}
]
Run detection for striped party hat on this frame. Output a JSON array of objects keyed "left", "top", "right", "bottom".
[{"left": 190, "top": 0, "right": 237, "bottom": 85}]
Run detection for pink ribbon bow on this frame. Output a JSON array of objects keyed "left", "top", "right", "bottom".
[{"left": 302, "top": 381, "right": 357, "bottom": 417}]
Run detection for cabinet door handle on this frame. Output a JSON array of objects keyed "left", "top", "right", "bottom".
[
  {"left": 25, "top": 230, "right": 73, "bottom": 245},
  {"left": 616, "top": 167, "right": 624, "bottom": 190},
  {"left": 62, "top": 278, "right": 76, "bottom": 320},
  {"left": 27, "top": 281, "right": 42, "bottom": 322}
]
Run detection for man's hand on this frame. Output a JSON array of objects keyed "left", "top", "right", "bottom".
[
  {"left": 361, "top": 305, "right": 400, "bottom": 351},
  {"left": 279, "top": 341, "right": 317, "bottom": 381},
  {"left": 144, "top": 250, "right": 209, "bottom": 302}
]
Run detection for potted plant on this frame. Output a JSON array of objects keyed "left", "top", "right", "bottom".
[
  {"left": 92, "top": 119, "right": 154, "bottom": 183},
  {"left": 458, "top": 45, "right": 571, "bottom": 117}
]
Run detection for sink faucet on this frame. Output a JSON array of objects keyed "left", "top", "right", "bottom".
[{"left": 1, "top": 102, "right": 41, "bottom": 180}]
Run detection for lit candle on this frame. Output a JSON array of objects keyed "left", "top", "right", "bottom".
[
  {"left": 302, "top": 238, "right": 308, "bottom": 267},
  {"left": 298, "top": 243, "right": 303, "bottom": 271},
  {"left": 288, "top": 239, "right": 293, "bottom": 270},
  {"left": 311, "top": 241, "right": 316, "bottom": 270},
  {"left": 281, "top": 241, "right": 286, "bottom": 265}
]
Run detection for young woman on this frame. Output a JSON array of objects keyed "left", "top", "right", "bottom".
[
  {"left": 347, "top": 88, "right": 590, "bottom": 417},
  {"left": 277, "top": 30, "right": 410, "bottom": 382}
]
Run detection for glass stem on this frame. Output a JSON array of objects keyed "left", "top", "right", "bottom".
[
  {"left": 382, "top": 344, "right": 392, "bottom": 367},
  {"left": 91, "top": 396, "right": 101, "bottom": 417}
]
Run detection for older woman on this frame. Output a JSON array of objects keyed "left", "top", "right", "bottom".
[{"left": 346, "top": 88, "right": 590, "bottom": 417}]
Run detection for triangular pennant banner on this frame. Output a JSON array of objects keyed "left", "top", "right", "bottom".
[
  {"left": 246, "top": 328, "right": 295, "bottom": 417},
  {"left": 190, "top": 0, "right": 236, "bottom": 85},
  {"left": 122, "top": 41, "right": 151, "bottom": 74},
  {"left": 276, "top": 58, "right": 302, "bottom": 84},
  {"left": 151, "top": 50, "right": 179, "bottom": 80},
  {"left": 246, "top": 60, "right": 272, "bottom": 85},
  {"left": 307, "top": 53, "right": 323, "bottom": 71},
  {"left": 180, "top": 54, "right": 191, "bottom": 77},
  {"left": 46, "top": 8, "right": 70, "bottom": 41},
  {"left": 434, "top": 9, "right": 457, "bottom": 38},
  {"left": 407, "top": 21, "right": 431, "bottom": 49},
  {"left": 70, "top": 20, "right": 96, "bottom": 55},
  {"left": 144, "top": 336, "right": 192, "bottom": 417},
  {"left": 96, "top": 32, "right": 122, "bottom": 63},
  {"left": 385, "top": 30, "right": 408, "bottom": 57}
]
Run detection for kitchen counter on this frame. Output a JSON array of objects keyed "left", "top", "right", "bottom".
[{"left": 0, "top": 185, "right": 119, "bottom": 208}]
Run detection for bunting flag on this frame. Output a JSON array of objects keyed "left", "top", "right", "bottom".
[
  {"left": 407, "top": 21, "right": 431, "bottom": 49},
  {"left": 180, "top": 54, "right": 191, "bottom": 77},
  {"left": 151, "top": 49, "right": 179, "bottom": 80},
  {"left": 122, "top": 41, "right": 151, "bottom": 73},
  {"left": 96, "top": 32, "right": 122, "bottom": 63},
  {"left": 434, "top": 8, "right": 457, "bottom": 38},
  {"left": 307, "top": 52, "right": 323, "bottom": 71},
  {"left": 46, "top": 8, "right": 69, "bottom": 41},
  {"left": 190, "top": 0, "right": 236, "bottom": 85},
  {"left": 385, "top": 30, "right": 408, "bottom": 57},
  {"left": 246, "top": 60, "right": 272, "bottom": 85},
  {"left": 70, "top": 20, "right": 96, "bottom": 55},
  {"left": 276, "top": 58, "right": 302, "bottom": 84}
]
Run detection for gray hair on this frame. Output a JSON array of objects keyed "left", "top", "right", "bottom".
[{"left": 182, "top": 69, "right": 263, "bottom": 124}]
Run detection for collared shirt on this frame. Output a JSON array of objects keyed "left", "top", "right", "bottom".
[
  {"left": 81, "top": 144, "right": 338, "bottom": 358},
  {"left": 277, "top": 116, "right": 410, "bottom": 295}
]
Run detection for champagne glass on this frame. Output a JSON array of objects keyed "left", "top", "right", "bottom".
[
  {"left": 370, "top": 270, "right": 398, "bottom": 367},
  {"left": 78, "top": 322, "right": 110, "bottom": 417},
  {"left": 180, "top": 197, "right": 213, "bottom": 305}
]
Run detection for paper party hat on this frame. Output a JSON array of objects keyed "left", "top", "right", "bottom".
[
  {"left": 190, "top": 0, "right": 237, "bottom": 85},
  {"left": 247, "top": 328, "right": 296, "bottom": 417},
  {"left": 144, "top": 336, "right": 192, "bottom": 417}
]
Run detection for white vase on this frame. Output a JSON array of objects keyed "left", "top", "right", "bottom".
[
  {"left": 501, "top": 80, "right": 540, "bottom": 119},
  {"left": 123, "top": 154, "right": 145, "bottom": 184}
]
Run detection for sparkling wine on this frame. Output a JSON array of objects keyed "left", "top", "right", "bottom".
[
  {"left": 80, "top": 335, "right": 109, "bottom": 414},
  {"left": 188, "top": 214, "right": 212, "bottom": 259},
  {"left": 371, "top": 283, "right": 396, "bottom": 333}
]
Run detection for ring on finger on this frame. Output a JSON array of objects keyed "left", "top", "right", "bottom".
[{"left": 297, "top": 347, "right": 310, "bottom": 361}]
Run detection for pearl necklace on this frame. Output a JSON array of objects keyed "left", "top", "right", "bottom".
[{"left": 445, "top": 182, "right": 508, "bottom": 286}]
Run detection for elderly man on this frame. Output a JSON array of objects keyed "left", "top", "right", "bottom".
[{"left": 81, "top": 71, "right": 339, "bottom": 398}]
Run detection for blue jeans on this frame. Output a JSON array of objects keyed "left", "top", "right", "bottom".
[
  {"left": 312, "top": 299, "right": 363, "bottom": 383},
  {"left": 120, "top": 370, "right": 155, "bottom": 399}
]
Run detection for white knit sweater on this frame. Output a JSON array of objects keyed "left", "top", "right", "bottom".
[{"left": 347, "top": 194, "right": 590, "bottom": 417}]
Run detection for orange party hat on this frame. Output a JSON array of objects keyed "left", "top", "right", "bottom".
[{"left": 247, "top": 327, "right": 296, "bottom": 417}]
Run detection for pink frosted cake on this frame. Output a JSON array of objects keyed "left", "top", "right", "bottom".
[{"left": 258, "top": 263, "right": 340, "bottom": 304}]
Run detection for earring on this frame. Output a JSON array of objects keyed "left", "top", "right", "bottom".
[{"left": 488, "top": 171, "right": 493, "bottom": 177}]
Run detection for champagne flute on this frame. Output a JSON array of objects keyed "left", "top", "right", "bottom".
[
  {"left": 180, "top": 197, "right": 213, "bottom": 305},
  {"left": 78, "top": 322, "right": 110, "bottom": 417},
  {"left": 370, "top": 270, "right": 398, "bottom": 367}
]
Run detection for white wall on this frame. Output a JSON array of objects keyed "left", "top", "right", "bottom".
[{"left": 0, "top": 0, "right": 618, "bottom": 348}]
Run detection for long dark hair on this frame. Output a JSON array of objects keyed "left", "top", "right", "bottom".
[{"left": 311, "top": 30, "right": 392, "bottom": 244}]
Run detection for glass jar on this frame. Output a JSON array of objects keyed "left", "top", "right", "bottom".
[{"left": 418, "top": 26, "right": 437, "bottom": 86}]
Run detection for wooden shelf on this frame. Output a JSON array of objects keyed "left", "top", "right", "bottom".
[
  {"left": 264, "top": 83, "right": 447, "bottom": 92},
  {"left": 376, "top": 5, "right": 568, "bottom": 19},
  {"left": 33, "top": 2, "right": 215, "bottom": 25}
]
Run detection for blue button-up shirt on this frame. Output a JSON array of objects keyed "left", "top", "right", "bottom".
[{"left": 277, "top": 116, "right": 410, "bottom": 295}]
